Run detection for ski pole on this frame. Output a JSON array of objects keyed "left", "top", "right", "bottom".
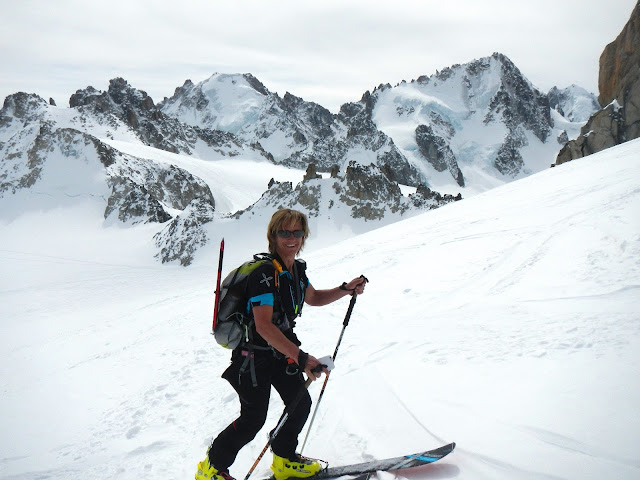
[
  {"left": 300, "top": 275, "right": 367, "bottom": 453},
  {"left": 212, "top": 238, "right": 225, "bottom": 331}
]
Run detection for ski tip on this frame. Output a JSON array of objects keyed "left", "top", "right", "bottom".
[{"left": 440, "top": 442, "right": 456, "bottom": 454}]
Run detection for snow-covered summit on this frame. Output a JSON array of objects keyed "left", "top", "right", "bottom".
[
  {"left": 548, "top": 84, "right": 600, "bottom": 122},
  {"left": 160, "top": 73, "right": 271, "bottom": 135}
]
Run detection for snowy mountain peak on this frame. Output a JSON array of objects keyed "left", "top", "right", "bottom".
[
  {"left": 368, "top": 52, "right": 589, "bottom": 193},
  {"left": 548, "top": 84, "right": 600, "bottom": 122},
  {"left": 160, "top": 73, "right": 271, "bottom": 134},
  {"left": 197, "top": 72, "right": 271, "bottom": 97}
]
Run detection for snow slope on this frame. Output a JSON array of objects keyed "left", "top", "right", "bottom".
[
  {"left": 101, "top": 138, "right": 307, "bottom": 215},
  {"left": 1, "top": 139, "right": 639, "bottom": 480}
]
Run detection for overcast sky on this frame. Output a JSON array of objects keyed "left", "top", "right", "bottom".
[{"left": 1, "top": 0, "right": 636, "bottom": 113}]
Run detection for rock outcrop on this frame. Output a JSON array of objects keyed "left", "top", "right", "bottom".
[
  {"left": 234, "top": 162, "right": 461, "bottom": 222},
  {"left": 153, "top": 199, "right": 216, "bottom": 266},
  {"left": 555, "top": 2, "right": 640, "bottom": 165},
  {"left": 415, "top": 124, "right": 465, "bottom": 187}
]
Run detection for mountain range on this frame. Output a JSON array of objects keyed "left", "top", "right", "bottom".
[{"left": 0, "top": 52, "right": 598, "bottom": 265}]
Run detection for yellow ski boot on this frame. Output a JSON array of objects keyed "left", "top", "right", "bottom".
[
  {"left": 195, "top": 456, "right": 236, "bottom": 480},
  {"left": 270, "top": 453, "right": 322, "bottom": 480}
]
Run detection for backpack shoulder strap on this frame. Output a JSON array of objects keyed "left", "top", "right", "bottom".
[{"left": 294, "top": 258, "right": 307, "bottom": 273}]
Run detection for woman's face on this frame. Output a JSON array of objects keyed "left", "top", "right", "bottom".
[{"left": 275, "top": 221, "right": 303, "bottom": 258}]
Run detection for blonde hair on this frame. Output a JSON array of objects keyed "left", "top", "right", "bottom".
[{"left": 267, "top": 209, "right": 310, "bottom": 255}]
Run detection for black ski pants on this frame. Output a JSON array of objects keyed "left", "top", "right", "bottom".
[{"left": 209, "top": 350, "right": 311, "bottom": 472}]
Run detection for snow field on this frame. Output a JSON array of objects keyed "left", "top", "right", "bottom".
[{"left": 0, "top": 140, "right": 639, "bottom": 479}]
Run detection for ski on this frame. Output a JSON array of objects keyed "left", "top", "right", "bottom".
[{"left": 264, "top": 443, "right": 455, "bottom": 480}]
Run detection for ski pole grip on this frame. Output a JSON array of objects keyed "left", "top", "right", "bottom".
[{"left": 343, "top": 293, "right": 357, "bottom": 326}]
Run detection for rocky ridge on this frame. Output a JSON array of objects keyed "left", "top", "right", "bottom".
[
  {"left": 160, "top": 74, "right": 422, "bottom": 187},
  {"left": 233, "top": 162, "right": 461, "bottom": 222},
  {"left": 0, "top": 92, "right": 216, "bottom": 265},
  {"left": 555, "top": 2, "right": 640, "bottom": 165},
  {"left": 69, "top": 77, "right": 270, "bottom": 160}
]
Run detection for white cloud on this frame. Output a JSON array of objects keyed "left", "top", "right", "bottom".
[{"left": 0, "top": 0, "right": 636, "bottom": 111}]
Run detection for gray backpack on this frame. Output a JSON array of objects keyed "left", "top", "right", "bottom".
[{"left": 213, "top": 254, "right": 281, "bottom": 349}]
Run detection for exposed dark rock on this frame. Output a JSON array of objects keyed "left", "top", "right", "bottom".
[
  {"left": 556, "top": 102, "right": 625, "bottom": 164},
  {"left": 243, "top": 73, "right": 270, "bottom": 97},
  {"left": 339, "top": 162, "right": 404, "bottom": 219},
  {"left": 295, "top": 182, "right": 321, "bottom": 215},
  {"left": 494, "top": 128, "right": 527, "bottom": 176},
  {"left": 105, "top": 155, "right": 214, "bottom": 224},
  {"left": 409, "top": 184, "right": 462, "bottom": 208},
  {"left": 105, "top": 177, "right": 172, "bottom": 224},
  {"left": 236, "top": 160, "right": 461, "bottom": 223},
  {"left": 484, "top": 54, "right": 551, "bottom": 144},
  {"left": 415, "top": 124, "right": 465, "bottom": 186},
  {"left": 302, "top": 163, "right": 321, "bottom": 182},
  {"left": 1, "top": 92, "right": 49, "bottom": 121},
  {"left": 154, "top": 199, "right": 215, "bottom": 266},
  {"left": 557, "top": 130, "right": 569, "bottom": 145}
]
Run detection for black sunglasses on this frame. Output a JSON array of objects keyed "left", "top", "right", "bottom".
[{"left": 277, "top": 229, "right": 305, "bottom": 238}]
